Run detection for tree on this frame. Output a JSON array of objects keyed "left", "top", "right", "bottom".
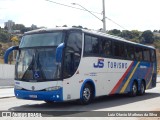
[
  {"left": 0, "top": 31, "right": 10, "bottom": 43},
  {"left": 11, "top": 36, "right": 19, "bottom": 42},
  {"left": 108, "top": 29, "right": 121, "bottom": 36},
  {"left": 4, "top": 26, "right": 8, "bottom": 30},
  {"left": 121, "top": 30, "right": 134, "bottom": 39},
  {"left": 131, "top": 30, "right": 141, "bottom": 38},
  {"left": 72, "top": 25, "right": 83, "bottom": 28},
  {"left": 153, "top": 30, "right": 158, "bottom": 32},
  {"left": 62, "top": 25, "right": 67, "bottom": 27},
  {"left": 0, "top": 44, "right": 2, "bottom": 56},
  {"left": 141, "top": 30, "right": 154, "bottom": 43},
  {"left": 12, "top": 24, "right": 26, "bottom": 33}
]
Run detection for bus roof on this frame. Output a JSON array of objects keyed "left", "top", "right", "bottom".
[{"left": 24, "top": 27, "right": 155, "bottom": 50}]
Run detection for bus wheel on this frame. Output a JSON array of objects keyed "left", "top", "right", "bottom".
[
  {"left": 79, "top": 84, "right": 93, "bottom": 105},
  {"left": 129, "top": 82, "right": 138, "bottom": 97},
  {"left": 138, "top": 81, "right": 145, "bottom": 96}
]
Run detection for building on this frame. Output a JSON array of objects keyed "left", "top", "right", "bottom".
[
  {"left": 31, "top": 24, "right": 37, "bottom": 30},
  {"left": 4, "top": 20, "right": 15, "bottom": 33}
]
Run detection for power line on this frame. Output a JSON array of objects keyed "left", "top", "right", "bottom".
[
  {"left": 72, "top": 3, "right": 102, "bottom": 22},
  {"left": 45, "top": 0, "right": 127, "bottom": 30},
  {"left": 105, "top": 17, "right": 127, "bottom": 30},
  {"left": 45, "top": 0, "right": 101, "bottom": 14}
]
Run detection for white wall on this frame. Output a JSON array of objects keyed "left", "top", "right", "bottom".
[{"left": 0, "top": 64, "right": 15, "bottom": 79}]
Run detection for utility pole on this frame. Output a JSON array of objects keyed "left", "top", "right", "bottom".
[
  {"left": 102, "top": 0, "right": 106, "bottom": 32},
  {"left": 72, "top": 2, "right": 106, "bottom": 33}
]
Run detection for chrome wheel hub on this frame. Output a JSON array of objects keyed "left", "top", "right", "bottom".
[{"left": 83, "top": 88, "right": 91, "bottom": 101}]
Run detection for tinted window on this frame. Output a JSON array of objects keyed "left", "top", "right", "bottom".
[
  {"left": 20, "top": 32, "right": 64, "bottom": 48},
  {"left": 125, "top": 45, "right": 135, "bottom": 60},
  {"left": 67, "top": 32, "right": 82, "bottom": 53},
  {"left": 135, "top": 47, "right": 143, "bottom": 61},
  {"left": 143, "top": 49, "right": 150, "bottom": 61},
  {"left": 100, "top": 38, "right": 112, "bottom": 56},
  {"left": 113, "top": 42, "right": 125, "bottom": 58},
  {"left": 150, "top": 49, "right": 156, "bottom": 62},
  {"left": 84, "top": 35, "right": 99, "bottom": 56}
]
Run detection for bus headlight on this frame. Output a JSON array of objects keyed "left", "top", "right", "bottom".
[
  {"left": 15, "top": 85, "right": 23, "bottom": 90},
  {"left": 45, "top": 86, "right": 61, "bottom": 91}
]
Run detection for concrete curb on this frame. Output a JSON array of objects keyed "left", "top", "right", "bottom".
[
  {"left": 0, "top": 96, "right": 15, "bottom": 99},
  {"left": 0, "top": 87, "right": 14, "bottom": 99},
  {"left": 0, "top": 86, "right": 14, "bottom": 89}
]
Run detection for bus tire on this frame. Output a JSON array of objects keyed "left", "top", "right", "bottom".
[
  {"left": 138, "top": 81, "right": 145, "bottom": 96},
  {"left": 79, "top": 84, "right": 93, "bottom": 105},
  {"left": 129, "top": 81, "right": 138, "bottom": 97}
]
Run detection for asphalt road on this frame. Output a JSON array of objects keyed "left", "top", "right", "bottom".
[
  {"left": 0, "top": 82, "right": 160, "bottom": 119},
  {"left": 1, "top": 84, "right": 159, "bottom": 111},
  {"left": 0, "top": 77, "right": 160, "bottom": 120}
]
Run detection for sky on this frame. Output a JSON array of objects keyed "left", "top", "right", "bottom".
[{"left": 0, "top": 0, "right": 160, "bottom": 31}]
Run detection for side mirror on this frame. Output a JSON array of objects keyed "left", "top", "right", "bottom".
[
  {"left": 4, "top": 46, "right": 19, "bottom": 64},
  {"left": 55, "top": 43, "right": 64, "bottom": 63}
]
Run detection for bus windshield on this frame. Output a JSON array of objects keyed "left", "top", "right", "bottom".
[
  {"left": 15, "top": 31, "right": 65, "bottom": 81},
  {"left": 19, "top": 32, "right": 64, "bottom": 48},
  {"left": 15, "top": 48, "right": 61, "bottom": 81}
]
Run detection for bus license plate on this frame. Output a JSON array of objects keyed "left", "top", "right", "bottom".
[{"left": 29, "top": 95, "right": 37, "bottom": 98}]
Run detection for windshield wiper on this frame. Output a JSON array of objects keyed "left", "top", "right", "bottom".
[
  {"left": 21, "top": 55, "right": 34, "bottom": 80},
  {"left": 35, "top": 51, "right": 46, "bottom": 80}
]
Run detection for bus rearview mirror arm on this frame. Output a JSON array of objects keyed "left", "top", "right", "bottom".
[{"left": 4, "top": 46, "right": 19, "bottom": 64}]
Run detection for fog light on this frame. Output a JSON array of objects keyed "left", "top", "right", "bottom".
[{"left": 56, "top": 95, "right": 60, "bottom": 98}]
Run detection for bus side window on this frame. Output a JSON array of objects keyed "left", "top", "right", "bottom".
[
  {"left": 143, "top": 48, "right": 150, "bottom": 61},
  {"left": 126, "top": 45, "right": 135, "bottom": 60},
  {"left": 150, "top": 49, "right": 156, "bottom": 62},
  {"left": 113, "top": 42, "right": 125, "bottom": 58},
  {"left": 101, "top": 38, "right": 112, "bottom": 56},
  {"left": 135, "top": 47, "right": 143, "bottom": 61},
  {"left": 84, "top": 35, "right": 99, "bottom": 56}
]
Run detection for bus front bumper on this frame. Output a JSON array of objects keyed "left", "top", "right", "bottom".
[{"left": 14, "top": 88, "right": 63, "bottom": 102}]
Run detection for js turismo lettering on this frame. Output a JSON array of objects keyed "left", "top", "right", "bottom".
[{"left": 107, "top": 61, "right": 127, "bottom": 69}]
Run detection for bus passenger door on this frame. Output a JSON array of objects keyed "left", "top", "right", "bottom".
[
  {"left": 63, "top": 31, "right": 82, "bottom": 78},
  {"left": 62, "top": 31, "right": 82, "bottom": 100}
]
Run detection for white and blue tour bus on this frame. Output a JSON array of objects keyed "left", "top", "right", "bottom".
[{"left": 4, "top": 27, "right": 157, "bottom": 104}]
